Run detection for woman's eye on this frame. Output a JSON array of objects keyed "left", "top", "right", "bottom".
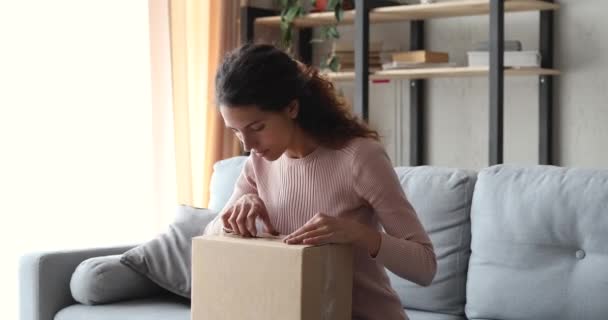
[{"left": 251, "top": 125, "right": 265, "bottom": 132}]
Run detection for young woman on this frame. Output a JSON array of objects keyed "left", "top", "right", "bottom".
[{"left": 205, "top": 43, "right": 436, "bottom": 320}]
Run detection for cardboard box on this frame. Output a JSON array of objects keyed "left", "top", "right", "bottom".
[{"left": 192, "top": 234, "right": 353, "bottom": 320}]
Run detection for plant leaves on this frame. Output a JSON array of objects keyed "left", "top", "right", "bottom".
[
  {"left": 318, "top": 26, "right": 329, "bottom": 40},
  {"left": 329, "top": 55, "right": 340, "bottom": 72},
  {"left": 285, "top": 5, "right": 301, "bottom": 22},
  {"left": 310, "top": 0, "right": 317, "bottom": 7},
  {"left": 320, "top": 54, "right": 329, "bottom": 69},
  {"left": 280, "top": 20, "right": 290, "bottom": 33},
  {"left": 334, "top": 3, "right": 343, "bottom": 22},
  {"left": 327, "top": 25, "right": 340, "bottom": 39},
  {"left": 328, "top": 0, "right": 339, "bottom": 10},
  {"left": 280, "top": 22, "right": 293, "bottom": 49}
]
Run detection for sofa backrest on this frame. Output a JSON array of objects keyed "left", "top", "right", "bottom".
[
  {"left": 466, "top": 165, "right": 608, "bottom": 319},
  {"left": 208, "top": 156, "right": 247, "bottom": 213},
  {"left": 389, "top": 166, "right": 477, "bottom": 316}
]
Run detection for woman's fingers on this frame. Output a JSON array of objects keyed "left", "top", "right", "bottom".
[
  {"left": 258, "top": 208, "right": 278, "bottom": 236},
  {"left": 221, "top": 208, "right": 234, "bottom": 232},
  {"left": 236, "top": 205, "right": 252, "bottom": 237},
  {"left": 229, "top": 204, "right": 244, "bottom": 236},
  {"left": 246, "top": 208, "right": 258, "bottom": 237},
  {"left": 284, "top": 212, "right": 332, "bottom": 242},
  {"left": 285, "top": 227, "right": 330, "bottom": 244},
  {"left": 221, "top": 195, "right": 276, "bottom": 238},
  {"left": 283, "top": 220, "right": 321, "bottom": 243},
  {"left": 302, "top": 233, "right": 334, "bottom": 245}
]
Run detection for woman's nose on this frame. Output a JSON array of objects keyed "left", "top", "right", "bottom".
[{"left": 241, "top": 135, "right": 256, "bottom": 152}]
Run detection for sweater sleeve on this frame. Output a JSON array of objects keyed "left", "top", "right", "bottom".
[
  {"left": 204, "top": 156, "right": 258, "bottom": 235},
  {"left": 352, "top": 141, "right": 437, "bottom": 286}
]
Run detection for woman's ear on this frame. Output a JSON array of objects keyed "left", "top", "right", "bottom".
[{"left": 287, "top": 100, "right": 299, "bottom": 119}]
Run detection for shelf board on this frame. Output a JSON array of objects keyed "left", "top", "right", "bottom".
[
  {"left": 255, "top": 0, "right": 559, "bottom": 28},
  {"left": 324, "top": 67, "right": 560, "bottom": 81}
]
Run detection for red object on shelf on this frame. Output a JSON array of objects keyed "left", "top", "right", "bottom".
[
  {"left": 311, "top": 0, "right": 354, "bottom": 12},
  {"left": 312, "top": 0, "right": 328, "bottom": 12},
  {"left": 372, "top": 79, "right": 391, "bottom": 84}
]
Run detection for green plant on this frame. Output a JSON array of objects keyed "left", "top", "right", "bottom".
[{"left": 278, "top": 0, "right": 345, "bottom": 71}]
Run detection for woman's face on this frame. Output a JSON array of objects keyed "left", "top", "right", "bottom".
[{"left": 220, "top": 103, "right": 297, "bottom": 161}]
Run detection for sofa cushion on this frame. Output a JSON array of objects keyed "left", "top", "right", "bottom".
[
  {"left": 388, "top": 167, "right": 477, "bottom": 315},
  {"left": 55, "top": 296, "right": 189, "bottom": 320},
  {"left": 70, "top": 255, "right": 164, "bottom": 305},
  {"left": 466, "top": 165, "right": 608, "bottom": 320},
  {"left": 120, "top": 205, "right": 216, "bottom": 298},
  {"left": 208, "top": 156, "right": 247, "bottom": 213}
]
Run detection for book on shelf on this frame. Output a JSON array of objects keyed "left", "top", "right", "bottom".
[
  {"left": 391, "top": 50, "right": 449, "bottom": 64},
  {"left": 328, "top": 40, "right": 397, "bottom": 72},
  {"left": 382, "top": 61, "right": 458, "bottom": 70},
  {"left": 467, "top": 51, "right": 541, "bottom": 68},
  {"left": 331, "top": 40, "right": 385, "bottom": 53},
  {"left": 333, "top": 51, "right": 394, "bottom": 62}
]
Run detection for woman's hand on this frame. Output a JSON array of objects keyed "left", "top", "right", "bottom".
[
  {"left": 221, "top": 194, "right": 278, "bottom": 237},
  {"left": 283, "top": 213, "right": 382, "bottom": 256}
]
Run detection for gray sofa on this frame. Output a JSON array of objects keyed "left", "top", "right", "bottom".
[{"left": 20, "top": 156, "right": 608, "bottom": 320}]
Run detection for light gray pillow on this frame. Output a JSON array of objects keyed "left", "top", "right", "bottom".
[
  {"left": 70, "top": 254, "right": 165, "bottom": 305},
  {"left": 388, "top": 166, "right": 477, "bottom": 316},
  {"left": 120, "top": 205, "right": 217, "bottom": 298}
]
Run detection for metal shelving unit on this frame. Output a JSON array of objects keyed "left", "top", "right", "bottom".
[{"left": 242, "top": 0, "right": 559, "bottom": 166}]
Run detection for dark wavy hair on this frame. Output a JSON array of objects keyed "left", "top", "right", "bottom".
[{"left": 215, "top": 43, "right": 378, "bottom": 149}]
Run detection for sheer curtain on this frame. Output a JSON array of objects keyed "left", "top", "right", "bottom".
[
  {"left": 169, "top": 0, "right": 241, "bottom": 209},
  {"left": 0, "top": 1, "right": 176, "bottom": 318}
]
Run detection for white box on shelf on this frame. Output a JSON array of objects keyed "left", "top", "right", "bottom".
[{"left": 467, "top": 51, "right": 541, "bottom": 68}]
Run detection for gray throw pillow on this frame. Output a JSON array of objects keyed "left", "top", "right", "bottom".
[
  {"left": 120, "top": 205, "right": 217, "bottom": 298},
  {"left": 70, "top": 254, "right": 165, "bottom": 305}
]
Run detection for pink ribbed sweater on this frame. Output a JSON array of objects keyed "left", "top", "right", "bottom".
[{"left": 206, "top": 138, "right": 436, "bottom": 320}]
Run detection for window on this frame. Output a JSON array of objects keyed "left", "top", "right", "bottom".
[{"left": 0, "top": 1, "right": 175, "bottom": 318}]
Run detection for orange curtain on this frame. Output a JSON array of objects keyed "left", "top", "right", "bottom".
[{"left": 169, "top": 0, "right": 241, "bottom": 208}]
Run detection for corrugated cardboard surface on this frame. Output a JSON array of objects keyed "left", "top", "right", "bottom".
[{"left": 192, "top": 235, "right": 353, "bottom": 320}]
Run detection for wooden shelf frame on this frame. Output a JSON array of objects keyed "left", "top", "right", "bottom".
[
  {"left": 324, "top": 67, "right": 560, "bottom": 81},
  {"left": 255, "top": 0, "right": 559, "bottom": 27}
]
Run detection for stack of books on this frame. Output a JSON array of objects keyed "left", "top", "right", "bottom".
[
  {"left": 381, "top": 50, "right": 456, "bottom": 70},
  {"left": 329, "top": 41, "right": 392, "bottom": 72},
  {"left": 467, "top": 40, "right": 541, "bottom": 68}
]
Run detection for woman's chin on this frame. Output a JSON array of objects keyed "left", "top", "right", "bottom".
[{"left": 261, "top": 151, "right": 280, "bottom": 161}]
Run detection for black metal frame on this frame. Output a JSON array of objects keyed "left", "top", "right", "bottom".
[
  {"left": 489, "top": 0, "right": 505, "bottom": 166},
  {"left": 488, "top": 0, "right": 555, "bottom": 165},
  {"left": 240, "top": 7, "right": 275, "bottom": 43},
  {"left": 539, "top": 0, "right": 554, "bottom": 165},
  {"left": 354, "top": 0, "right": 370, "bottom": 121},
  {"left": 410, "top": 21, "right": 425, "bottom": 166},
  {"left": 298, "top": 29, "right": 313, "bottom": 65}
]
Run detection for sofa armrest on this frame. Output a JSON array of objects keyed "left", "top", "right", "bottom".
[{"left": 19, "top": 245, "right": 137, "bottom": 320}]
